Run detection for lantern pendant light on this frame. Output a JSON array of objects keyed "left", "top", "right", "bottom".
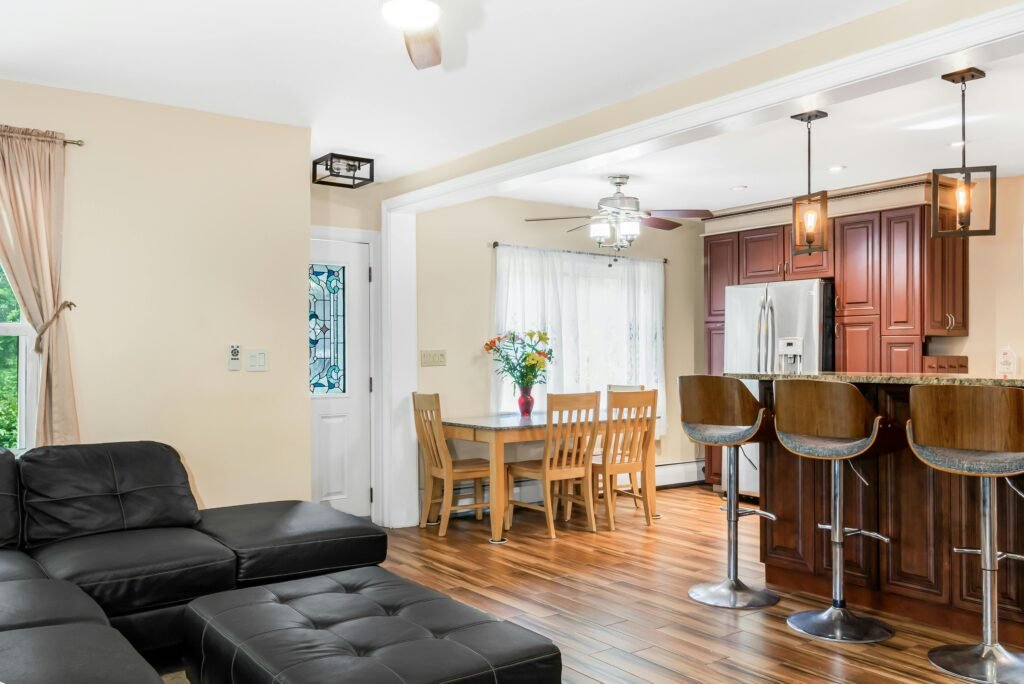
[
  {"left": 790, "top": 110, "right": 829, "bottom": 257},
  {"left": 931, "top": 67, "right": 997, "bottom": 238}
]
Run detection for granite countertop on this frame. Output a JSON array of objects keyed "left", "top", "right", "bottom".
[{"left": 726, "top": 371, "right": 1024, "bottom": 388}]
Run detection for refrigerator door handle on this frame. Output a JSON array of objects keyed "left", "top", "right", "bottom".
[
  {"left": 756, "top": 296, "right": 766, "bottom": 372},
  {"left": 766, "top": 297, "right": 776, "bottom": 373}
]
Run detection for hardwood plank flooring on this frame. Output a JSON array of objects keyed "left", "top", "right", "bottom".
[{"left": 383, "top": 485, "right": 967, "bottom": 684}]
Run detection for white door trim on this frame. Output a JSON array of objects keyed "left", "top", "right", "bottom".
[
  {"left": 310, "top": 226, "right": 383, "bottom": 522},
  {"left": 377, "top": 7, "right": 1024, "bottom": 528}
]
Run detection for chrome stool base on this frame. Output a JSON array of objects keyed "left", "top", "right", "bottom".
[
  {"left": 688, "top": 578, "right": 779, "bottom": 610},
  {"left": 928, "top": 643, "right": 1024, "bottom": 683},
  {"left": 787, "top": 606, "right": 893, "bottom": 644}
]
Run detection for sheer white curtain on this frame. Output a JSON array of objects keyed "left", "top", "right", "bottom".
[{"left": 493, "top": 245, "right": 666, "bottom": 434}]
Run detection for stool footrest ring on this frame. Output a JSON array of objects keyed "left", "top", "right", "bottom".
[
  {"left": 720, "top": 505, "right": 777, "bottom": 521},
  {"left": 816, "top": 523, "right": 891, "bottom": 544},
  {"left": 954, "top": 546, "right": 981, "bottom": 556},
  {"left": 999, "top": 551, "right": 1024, "bottom": 563}
]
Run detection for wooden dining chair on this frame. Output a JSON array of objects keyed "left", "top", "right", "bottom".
[
  {"left": 505, "top": 392, "right": 600, "bottom": 539},
  {"left": 599, "top": 384, "right": 646, "bottom": 511},
  {"left": 411, "top": 393, "right": 489, "bottom": 537},
  {"left": 594, "top": 389, "right": 657, "bottom": 530}
]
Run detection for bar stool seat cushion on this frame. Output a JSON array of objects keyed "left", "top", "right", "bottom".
[
  {"left": 907, "top": 424, "right": 1024, "bottom": 477},
  {"left": 682, "top": 422, "right": 758, "bottom": 446},
  {"left": 777, "top": 432, "right": 874, "bottom": 460}
]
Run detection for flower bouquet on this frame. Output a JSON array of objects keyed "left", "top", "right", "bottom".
[{"left": 483, "top": 331, "right": 555, "bottom": 416}]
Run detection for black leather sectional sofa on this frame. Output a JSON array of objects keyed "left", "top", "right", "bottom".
[{"left": 0, "top": 441, "right": 561, "bottom": 683}]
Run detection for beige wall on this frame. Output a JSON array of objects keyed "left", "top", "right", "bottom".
[
  {"left": 930, "top": 176, "right": 1024, "bottom": 375},
  {"left": 311, "top": 184, "right": 381, "bottom": 230},
  {"left": 416, "top": 196, "right": 704, "bottom": 466},
  {"left": 0, "top": 79, "right": 313, "bottom": 508}
]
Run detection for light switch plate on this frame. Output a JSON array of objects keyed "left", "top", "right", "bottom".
[
  {"left": 246, "top": 348, "right": 269, "bottom": 372},
  {"left": 420, "top": 350, "right": 447, "bottom": 367},
  {"left": 228, "top": 345, "right": 241, "bottom": 371}
]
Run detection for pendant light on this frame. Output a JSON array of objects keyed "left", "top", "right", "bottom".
[
  {"left": 931, "top": 67, "right": 997, "bottom": 238},
  {"left": 790, "top": 110, "right": 829, "bottom": 256}
]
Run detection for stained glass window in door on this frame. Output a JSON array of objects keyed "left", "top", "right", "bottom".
[{"left": 309, "top": 263, "right": 346, "bottom": 394}]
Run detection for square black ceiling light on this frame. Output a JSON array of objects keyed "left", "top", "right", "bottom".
[{"left": 312, "top": 153, "right": 375, "bottom": 189}]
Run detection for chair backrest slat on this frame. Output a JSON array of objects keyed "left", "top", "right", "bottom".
[
  {"left": 678, "top": 375, "right": 761, "bottom": 427},
  {"left": 411, "top": 393, "right": 452, "bottom": 474},
  {"left": 775, "top": 379, "right": 876, "bottom": 439},
  {"left": 545, "top": 392, "right": 600, "bottom": 472},
  {"left": 604, "top": 390, "right": 658, "bottom": 467},
  {"left": 910, "top": 384, "right": 1024, "bottom": 452}
]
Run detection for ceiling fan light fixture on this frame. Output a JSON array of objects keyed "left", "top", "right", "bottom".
[
  {"left": 589, "top": 217, "right": 611, "bottom": 245},
  {"left": 931, "top": 67, "right": 997, "bottom": 238},
  {"left": 381, "top": 0, "right": 441, "bottom": 32},
  {"left": 619, "top": 220, "right": 641, "bottom": 241}
]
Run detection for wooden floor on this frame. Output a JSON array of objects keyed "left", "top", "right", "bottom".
[{"left": 384, "top": 486, "right": 972, "bottom": 684}]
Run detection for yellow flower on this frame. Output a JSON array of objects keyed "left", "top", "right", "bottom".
[
  {"left": 525, "top": 330, "right": 537, "bottom": 339},
  {"left": 537, "top": 332, "right": 550, "bottom": 344},
  {"left": 525, "top": 352, "right": 547, "bottom": 369}
]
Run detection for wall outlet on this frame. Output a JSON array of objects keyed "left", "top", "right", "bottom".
[
  {"left": 420, "top": 350, "right": 447, "bottom": 367},
  {"left": 228, "top": 345, "right": 241, "bottom": 371}
]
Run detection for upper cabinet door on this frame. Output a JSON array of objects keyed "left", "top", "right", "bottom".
[
  {"left": 880, "top": 208, "right": 922, "bottom": 336},
  {"left": 925, "top": 208, "right": 970, "bottom": 337},
  {"left": 738, "top": 226, "right": 785, "bottom": 284},
  {"left": 704, "top": 233, "right": 738, "bottom": 321},
  {"left": 784, "top": 221, "right": 835, "bottom": 280},
  {"left": 835, "top": 212, "right": 881, "bottom": 317}
]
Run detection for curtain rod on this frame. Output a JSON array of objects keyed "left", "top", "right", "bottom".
[
  {"left": 491, "top": 242, "right": 668, "bottom": 264},
  {"left": 0, "top": 130, "right": 84, "bottom": 146},
  {"left": 64, "top": 140, "right": 84, "bottom": 146}
]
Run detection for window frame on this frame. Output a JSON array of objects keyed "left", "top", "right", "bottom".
[{"left": 0, "top": 321, "right": 39, "bottom": 449}]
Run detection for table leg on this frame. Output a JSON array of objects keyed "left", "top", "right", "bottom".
[
  {"left": 647, "top": 443, "right": 661, "bottom": 520},
  {"left": 486, "top": 434, "right": 508, "bottom": 544}
]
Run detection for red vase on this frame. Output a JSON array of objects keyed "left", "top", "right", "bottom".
[{"left": 517, "top": 385, "right": 535, "bottom": 417}]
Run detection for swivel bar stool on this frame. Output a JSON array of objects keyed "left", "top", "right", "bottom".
[
  {"left": 774, "top": 379, "right": 894, "bottom": 643},
  {"left": 908, "top": 384, "right": 1024, "bottom": 684},
  {"left": 679, "top": 375, "right": 779, "bottom": 609}
]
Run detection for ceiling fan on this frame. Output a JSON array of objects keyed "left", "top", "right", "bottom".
[
  {"left": 381, "top": 0, "right": 443, "bottom": 70},
  {"left": 525, "top": 175, "right": 712, "bottom": 234}
]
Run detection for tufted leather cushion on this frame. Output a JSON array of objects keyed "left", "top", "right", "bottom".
[
  {"left": 30, "top": 527, "right": 236, "bottom": 616},
  {"left": 0, "top": 449, "right": 19, "bottom": 548},
  {"left": 19, "top": 441, "right": 200, "bottom": 548},
  {"left": 196, "top": 500, "right": 388, "bottom": 585},
  {"left": 0, "top": 623, "right": 163, "bottom": 684},
  {"left": 184, "top": 566, "right": 561, "bottom": 684},
  {"left": 0, "top": 550, "right": 46, "bottom": 581},
  {"left": 0, "top": 579, "right": 108, "bottom": 632}
]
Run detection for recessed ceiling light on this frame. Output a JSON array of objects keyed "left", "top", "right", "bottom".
[
  {"left": 731, "top": 185, "right": 748, "bottom": 191},
  {"left": 829, "top": 165, "right": 846, "bottom": 173}
]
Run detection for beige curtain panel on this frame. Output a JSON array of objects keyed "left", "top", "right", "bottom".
[{"left": 0, "top": 125, "right": 79, "bottom": 445}]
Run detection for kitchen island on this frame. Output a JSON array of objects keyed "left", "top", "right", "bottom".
[{"left": 727, "top": 371, "right": 1024, "bottom": 645}]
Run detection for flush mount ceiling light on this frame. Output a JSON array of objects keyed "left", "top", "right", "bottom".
[
  {"left": 312, "top": 153, "right": 375, "bottom": 189},
  {"left": 790, "top": 110, "right": 829, "bottom": 257},
  {"left": 932, "top": 67, "right": 996, "bottom": 239}
]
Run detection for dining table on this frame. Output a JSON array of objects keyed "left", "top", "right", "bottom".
[{"left": 443, "top": 411, "right": 659, "bottom": 544}]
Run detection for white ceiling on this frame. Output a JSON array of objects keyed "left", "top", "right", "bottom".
[
  {"left": 501, "top": 51, "right": 1024, "bottom": 214},
  {"left": 0, "top": 0, "right": 901, "bottom": 180}
]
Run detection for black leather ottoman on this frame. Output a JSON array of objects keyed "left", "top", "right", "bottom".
[{"left": 184, "top": 566, "right": 561, "bottom": 684}]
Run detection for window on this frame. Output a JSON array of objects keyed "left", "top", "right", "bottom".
[
  {"left": 0, "top": 267, "right": 38, "bottom": 449},
  {"left": 309, "top": 263, "right": 346, "bottom": 394},
  {"left": 493, "top": 245, "right": 666, "bottom": 433}
]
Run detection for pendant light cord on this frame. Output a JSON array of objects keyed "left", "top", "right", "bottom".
[
  {"left": 807, "top": 121, "right": 812, "bottom": 195},
  {"left": 961, "top": 81, "right": 967, "bottom": 167}
]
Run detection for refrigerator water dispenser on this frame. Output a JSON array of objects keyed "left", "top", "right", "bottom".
[{"left": 777, "top": 337, "right": 804, "bottom": 373}]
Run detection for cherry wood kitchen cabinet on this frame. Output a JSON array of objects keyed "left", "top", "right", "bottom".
[
  {"left": 923, "top": 355, "right": 969, "bottom": 374},
  {"left": 835, "top": 316, "right": 881, "bottom": 373},
  {"left": 925, "top": 208, "right": 969, "bottom": 336},
  {"left": 880, "top": 208, "right": 923, "bottom": 336},
  {"left": 738, "top": 226, "right": 785, "bottom": 284},
  {"left": 881, "top": 337, "right": 922, "bottom": 373},
  {"left": 703, "top": 321, "right": 725, "bottom": 485},
  {"left": 704, "top": 233, "right": 738, "bottom": 321},
  {"left": 784, "top": 221, "right": 835, "bottom": 280},
  {"left": 834, "top": 212, "right": 881, "bottom": 317}
]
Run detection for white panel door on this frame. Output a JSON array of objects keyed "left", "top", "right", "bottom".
[{"left": 310, "top": 239, "right": 371, "bottom": 516}]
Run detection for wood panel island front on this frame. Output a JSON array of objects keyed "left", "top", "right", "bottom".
[{"left": 727, "top": 371, "right": 1024, "bottom": 646}]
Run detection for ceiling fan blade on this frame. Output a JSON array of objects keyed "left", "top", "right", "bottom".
[
  {"left": 404, "top": 28, "right": 442, "bottom": 70},
  {"left": 567, "top": 223, "right": 591, "bottom": 233},
  {"left": 648, "top": 209, "right": 714, "bottom": 219},
  {"left": 524, "top": 215, "right": 592, "bottom": 222},
  {"left": 642, "top": 217, "right": 682, "bottom": 231}
]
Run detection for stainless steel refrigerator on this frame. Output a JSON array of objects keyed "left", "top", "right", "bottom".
[{"left": 723, "top": 279, "right": 833, "bottom": 496}]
